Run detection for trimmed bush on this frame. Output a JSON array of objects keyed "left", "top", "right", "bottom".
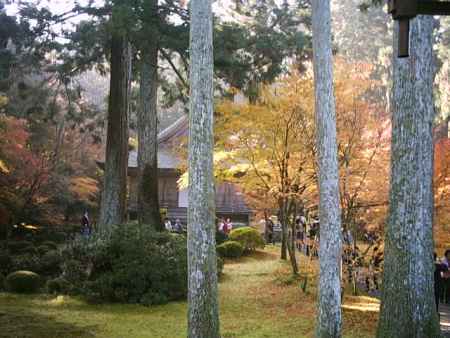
[
  {"left": 5, "top": 270, "right": 41, "bottom": 293},
  {"left": 62, "top": 225, "right": 188, "bottom": 305},
  {"left": 215, "top": 230, "right": 228, "bottom": 245},
  {"left": 49, "top": 232, "right": 66, "bottom": 243},
  {"left": 217, "top": 241, "right": 244, "bottom": 258},
  {"left": 7, "top": 241, "right": 33, "bottom": 254},
  {"left": 0, "top": 272, "right": 4, "bottom": 290},
  {"left": 39, "top": 250, "right": 61, "bottom": 276},
  {"left": 11, "top": 254, "right": 41, "bottom": 273},
  {"left": 37, "top": 245, "right": 51, "bottom": 255},
  {"left": 19, "top": 245, "right": 38, "bottom": 255},
  {"left": 41, "top": 241, "right": 58, "bottom": 250},
  {"left": 62, "top": 259, "right": 88, "bottom": 285},
  {"left": 0, "top": 253, "right": 12, "bottom": 274},
  {"left": 217, "top": 256, "right": 224, "bottom": 276},
  {"left": 46, "top": 277, "right": 71, "bottom": 294},
  {"left": 229, "top": 227, "right": 265, "bottom": 252}
]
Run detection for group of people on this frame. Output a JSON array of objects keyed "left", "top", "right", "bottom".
[
  {"left": 217, "top": 218, "right": 233, "bottom": 235},
  {"left": 435, "top": 250, "right": 450, "bottom": 312},
  {"left": 164, "top": 218, "right": 184, "bottom": 233},
  {"left": 263, "top": 215, "right": 320, "bottom": 257},
  {"left": 294, "top": 216, "right": 320, "bottom": 257}
]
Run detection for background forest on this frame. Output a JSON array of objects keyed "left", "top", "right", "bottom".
[{"left": 0, "top": 0, "right": 448, "bottom": 239}]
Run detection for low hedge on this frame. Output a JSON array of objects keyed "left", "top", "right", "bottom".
[
  {"left": 62, "top": 225, "right": 188, "bottom": 305},
  {"left": 7, "top": 241, "right": 33, "bottom": 254},
  {"left": 5, "top": 270, "right": 41, "bottom": 293},
  {"left": 39, "top": 250, "right": 61, "bottom": 276},
  {"left": 11, "top": 254, "right": 41, "bottom": 273},
  {"left": 37, "top": 245, "right": 51, "bottom": 255},
  {"left": 0, "top": 272, "right": 4, "bottom": 290},
  {"left": 229, "top": 227, "right": 265, "bottom": 252},
  {"left": 41, "top": 241, "right": 58, "bottom": 250},
  {"left": 46, "top": 277, "right": 71, "bottom": 295},
  {"left": 19, "top": 245, "right": 38, "bottom": 255},
  {"left": 0, "top": 253, "right": 12, "bottom": 274},
  {"left": 217, "top": 256, "right": 224, "bottom": 276},
  {"left": 217, "top": 241, "right": 244, "bottom": 258}
]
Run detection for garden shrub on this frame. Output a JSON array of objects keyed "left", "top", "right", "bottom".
[
  {"left": 7, "top": 240, "right": 33, "bottom": 254},
  {"left": 37, "top": 245, "right": 50, "bottom": 255},
  {"left": 62, "top": 259, "right": 89, "bottom": 286},
  {"left": 0, "top": 272, "right": 4, "bottom": 290},
  {"left": 62, "top": 225, "right": 188, "bottom": 305},
  {"left": 19, "top": 245, "right": 38, "bottom": 255},
  {"left": 217, "top": 256, "right": 224, "bottom": 276},
  {"left": 0, "top": 253, "right": 12, "bottom": 274},
  {"left": 229, "top": 227, "right": 265, "bottom": 252},
  {"left": 39, "top": 250, "right": 61, "bottom": 276},
  {"left": 216, "top": 241, "right": 244, "bottom": 258},
  {"left": 11, "top": 254, "right": 41, "bottom": 273},
  {"left": 5, "top": 270, "right": 41, "bottom": 293},
  {"left": 215, "top": 230, "right": 228, "bottom": 245},
  {"left": 46, "top": 277, "right": 71, "bottom": 295},
  {"left": 41, "top": 241, "right": 58, "bottom": 250}
]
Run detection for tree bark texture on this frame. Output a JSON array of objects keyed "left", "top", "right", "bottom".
[
  {"left": 376, "top": 15, "right": 440, "bottom": 338},
  {"left": 311, "top": 0, "right": 342, "bottom": 336},
  {"left": 187, "top": 0, "right": 220, "bottom": 335},
  {"left": 137, "top": 20, "right": 162, "bottom": 229},
  {"left": 98, "top": 33, "right": 131, "bottom": 232}
]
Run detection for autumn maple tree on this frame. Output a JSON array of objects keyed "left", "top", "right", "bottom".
[{"left": 214, "top": 61, "right": 391, "bottom": 272}]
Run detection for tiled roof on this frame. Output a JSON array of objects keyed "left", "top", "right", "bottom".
[
  {"left": 128, "top": 115, "right": 188, "bottom": 169},
  {"left": 128, "top": 148, "right": 180, "bottom": 169}
]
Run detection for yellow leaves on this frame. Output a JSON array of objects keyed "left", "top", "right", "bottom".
[
  {"left": 0, "top": 94, "right": 8, "bottom": 110},
  {"left": 0, "top": 159, "right": 9, "bottom": 174},
  {"left": 69, "top": 177, "right": 98, "bottom": 201},
  {"left": 128, "top": 137, "right": 138, "bottom": 151},
  {"left": 177, "top": 172, "right": 188, "bottom": 190},
  {"left": 177, "top": 149, "right": 244, "bottom": 189}
]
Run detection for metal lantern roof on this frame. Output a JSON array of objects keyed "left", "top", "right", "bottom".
[{"left": 388, "top": 0, "right": 450, "bottom": 57}]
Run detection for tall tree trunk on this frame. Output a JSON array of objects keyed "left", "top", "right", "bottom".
[
  {"left": 376, "top": 15, "right": 439, "bottom": 338},
  {"left": 187, "top": 0, "right": 220, "bottom": 335},
  {"left": 98, "top": 33, "right": 131, "bottom": 232},
  {"left": 311, "top": 0, "right": 342, "bottom": 336},
  {"left": 137, "top": 36, "right": 161, "bottom": 229}
]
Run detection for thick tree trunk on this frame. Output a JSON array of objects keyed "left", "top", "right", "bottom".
[
  {"left": 376, "top": 15, "right": 440, "bottom": 338},
  {"left": 137, "top": 40, "right": 162, "bottom": 229},
  {"left": 187, "top": 0, "right": 220, "bottom": 335},
  {"left": 311, "top": 0, "right": 342, "bottom": 336},
  {"left": 98, "top": 33, "right": 131, "bottom": 232}
]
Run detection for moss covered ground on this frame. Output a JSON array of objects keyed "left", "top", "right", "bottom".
[{"left": 0, "top": 247, "right": 378, "bottom": 338}]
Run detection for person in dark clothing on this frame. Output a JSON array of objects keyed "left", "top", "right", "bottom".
[
  {"left": 366, "top": 246, "right": 383, "bottom": 291},
  {"left": 266, "top": 219, "right": 274, "bottom": 244},
  {"left": 435, "top": 252, "right": 449, "bottom": 313},
  {"left": 81, "top": 211, "right": 91, "bottom": 237},
  {"left": 173, "top": 219, "right": 183, "bottom": 234}
]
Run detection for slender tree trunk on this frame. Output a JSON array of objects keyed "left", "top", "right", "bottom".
[
  {"left": 281, "top": 202, "right": 288, "bottom": 260},
  {"left": 311, "top": 0, "right": 342, "bottom": 336},
  {"left": 137, "top": 36, "right": 162, "bottom": 229},
  {"left": 376, "top": 15, "right": 440, "bottom": 338},
  {"left": 187, "top": 0, "right": 220, "bottom": 335},
  {"left": 98, "top": 32, "right": 131, "bottom": 232}
]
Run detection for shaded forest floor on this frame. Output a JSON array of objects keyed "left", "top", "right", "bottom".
[{"left": 0, "top": 246, "right": 379, "bottom": 338}]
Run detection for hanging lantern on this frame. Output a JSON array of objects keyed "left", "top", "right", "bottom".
[{"left": 388, "top": 0, "right": 450, "bottom": 57}]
